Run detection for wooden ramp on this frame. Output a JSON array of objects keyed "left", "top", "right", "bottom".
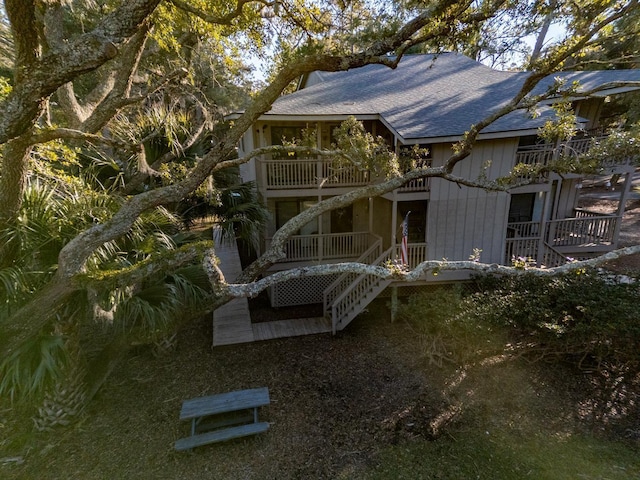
[
  {"left": 212, "top": 231, "right": 254, "bottom": 346},
  {"left": 212, "top": 230, "right": 331, "bottom": 347}
]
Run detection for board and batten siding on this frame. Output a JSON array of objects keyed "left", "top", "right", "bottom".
[
  {"left": 427, "top": 139, "right": 518, "bottom": 264},
  {"left": 575, "top": 98, "right": 603, "bottom": 130},
  {"left": 555, "top": 177, "right": 581, "bottom": 219}
]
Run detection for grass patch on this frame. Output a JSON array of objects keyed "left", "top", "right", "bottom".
[{"left": 368, "top": 430, "right": 640, "bottom": 480}]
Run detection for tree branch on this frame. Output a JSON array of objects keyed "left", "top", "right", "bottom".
[
  {"left": 0, "top": 0, "right": 162, "bottom": 144},
  {"left": 4, "top": 0, "right": 38, "bottom": 83},
  {"left": 123, "top": 105, "right": 210, "bottom": 194},
  {"left": 222, "top": 245, "right": 640, "bottom": 299},
  {"left": 168, "top": 0, "right": 274, "bottom": 25},
  {"left": 29, "top": 128, "right": 131, "bottom": 149}
]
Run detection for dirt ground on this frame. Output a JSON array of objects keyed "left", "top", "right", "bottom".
[
  {"left": 6, "top": 306, "right": 639, "bottom": 480},
  {"left": 2, "top": 190, "right": 640, "bottom": 479}
]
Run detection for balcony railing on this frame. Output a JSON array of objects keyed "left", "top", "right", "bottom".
[
  {"left": 507, "top": 221, "right": 541, "bottom": 238},
  {"left": 505, "top": 209, "right": 618, "bottom": 264},
  {"left": 514, "top": 135, "right": 610, "bottom": 168},
  {"left": 515, "top": 144, "right": 555, "bottom": 166},
  {"left": 548, "top": 211, "right": 618, "bottom": 247},
  {"left": 505, "top": 237, "right": 539, "bottom": 265},
  {"left": 398, "top": 177, "right": 430, "bottom": 193},
  {"left": 259, "top": 157, "right": 430, "bottom": 192},
  {"left": 266, "top": 232, "right": 381, "bottom": 263},
  {"left": 261, "top": 158, "right": 369, "bottom": 189}
]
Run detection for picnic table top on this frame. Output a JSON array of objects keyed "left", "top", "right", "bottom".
[{"left": 180, "top": 387, "right": 270, "bottom": 420}]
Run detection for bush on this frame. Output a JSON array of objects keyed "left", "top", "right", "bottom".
[
  {"left": 465, "top": 269, "right": 640, "bottom": 369},
  {"left": 396, "top": 286, "right": 505, "bottom": 365},
  {"left": 396, "top": 271, "right": 640, "bottom": 371}
]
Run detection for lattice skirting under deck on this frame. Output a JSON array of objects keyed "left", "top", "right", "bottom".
[{"left": 269, "top": 274, "right": 340, "bottom": 308}]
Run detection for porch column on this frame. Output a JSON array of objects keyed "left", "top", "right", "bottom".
[
  {"left": 391, "top": 199, "right": 398, "bottom": 245},
  {"left": 318, "top": 193, "right": 323, "bottom": 260},
  {"left": 616, "top": 170, "right": 634, "bottom": 217},
  {"left": 538, "top": 189, "right": 553, "bottom": 267},
  {"left": 369, "top": 197, "right": 374, "bottom": 235},
  {"left": 612, "top": 170, "right": 634, "bottom": 245}
]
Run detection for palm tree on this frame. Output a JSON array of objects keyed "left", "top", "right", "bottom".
[
  {"left": 0, "top": 98, "right": 269, "bottom": 427},
  {"left": 0, "top": 176, "right": 212, "bottom": 428}
]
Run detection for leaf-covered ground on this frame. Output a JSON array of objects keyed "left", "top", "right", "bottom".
[
  {"left": 3, "top": 298, "right": 640, "bottom": 479},
  {"left": 2, "top": 188, "right": 640, "bottom": 479}
]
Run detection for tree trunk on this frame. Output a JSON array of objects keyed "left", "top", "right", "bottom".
[
  {"left": 0, "top": 134, "right": 33, "bottom": 267},
  {"left": 0, "top": 278, "right": 76, "bottom": 358}
]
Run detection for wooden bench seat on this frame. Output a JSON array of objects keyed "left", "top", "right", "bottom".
[
  {"left": 174, "top": 421, "right": 270, "bottom": 451},
  {"left": 175, "top": 387, "right": 270, "bottom": 451}
]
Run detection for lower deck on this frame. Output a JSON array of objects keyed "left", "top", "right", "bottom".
[{"left": 212, "top": 229, "right": 332, "bottom": 346}]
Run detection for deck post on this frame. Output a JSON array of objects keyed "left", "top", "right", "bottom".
[
  {"left": 612, "top": 169, "right": 634, "bottom": 245},
  {"left": 390, "top": 285, "right": 398, "bottom": 323}
]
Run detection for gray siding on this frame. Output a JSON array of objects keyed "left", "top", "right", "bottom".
[
  {"left": 576, "top": 98, "right": 603, "bottom": 130},
  {"left": 555, "top": 178, "right": 580, "bottom": 219},
  {"left": 427, "top": 139, "right": 516, "bottom": 263}
]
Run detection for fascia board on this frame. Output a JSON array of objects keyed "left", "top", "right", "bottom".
[
  {"left": 396, "top": 128, "right": 543, "bottom": 145},
  {"left": 257, "top": 113, "right": 381, "bottom": 122},
  {"left": 537, "top": 85, "right": 640, "bottom": 105}
]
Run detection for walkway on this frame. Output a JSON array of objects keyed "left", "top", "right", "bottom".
[
  {"left": 212, "top": 229, "right": 331, "bottom": 347},
  {"left": 212, "top": 231, "right": 254, "bottom": 346}
]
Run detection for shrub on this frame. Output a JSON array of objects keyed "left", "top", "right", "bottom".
[
  {"left": 465, "top": 269, "right": 640, "bottom": 369},
  {"left": 396, "top": 286, "right": 505, "bottom": 365}
]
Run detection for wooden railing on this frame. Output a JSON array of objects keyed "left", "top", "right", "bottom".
[
  {"left": 504, "top": 237, "right": 539, "bottom": 265},
  {"left": 330, "top": 243, "right": 427, "bottom": 333},
  {"left": 259, "top": 157, "right": 429, "bottom": 192},
  {"left": 266, "top": 232, "right": 380, "bottom": 263},
  {"left": 261, "top": 158, "right": 369, "bottom": 189},
  {"left": 543, "top": 242, "right": 570, "bottom": 268},
  {"left": 515, "top": 144, "right": 555, "bottom": 166},
  {"left": 504, "top": 238, "right": 572, "bottom": 267},
  {"left": 514, "top": 135, "right": 611, "bottom": 168},
  {"left": 548, "top": 213, "right": 618, "bottom": 247},
  {"left": 506, "top": 209, "right": 620, "bottom": 265},
  {"left": 398, "top": 177, "right": 430, "bottom": 192},
  {"left": 322, "top": 238, "right": 383, "bottom": 316},
  {"left": 507, "top": 221, "right": 541, "bottom": 238}
]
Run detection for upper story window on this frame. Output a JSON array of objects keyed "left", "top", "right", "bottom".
[{"left": 270, "top": 126, "right": 305, "bottom": 159}]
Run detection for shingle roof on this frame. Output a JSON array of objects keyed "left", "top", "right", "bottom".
[{"left": 263, "top": 53, "right": 640, "bottom": 141}]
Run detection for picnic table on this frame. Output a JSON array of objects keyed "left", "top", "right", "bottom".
[{"left": 175, "top": 387, "right": 270, "bottom": 451}]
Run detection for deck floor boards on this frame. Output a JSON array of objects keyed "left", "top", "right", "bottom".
[
  {"left": 212, "top": 231, "right": 254, "bottom": 346},
  {"left": 212, "top": 230, "right": 331, "bottom": 346}
]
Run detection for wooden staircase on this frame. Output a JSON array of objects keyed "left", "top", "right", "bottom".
[{"left": 323, "top": 243, "right": 427, "bottom": 334}]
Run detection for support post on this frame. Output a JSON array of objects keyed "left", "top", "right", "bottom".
[
  {"left": 612, "top": 169, "right": 634, "bottom": 245},
  {"left": 390, "top": 285, "right": 398, "bottom": 323}
]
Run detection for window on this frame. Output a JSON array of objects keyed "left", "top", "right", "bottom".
[
  {"left": 275, "top": 199, "right": 317, "bottom": 235},
  {"left": 398, "top": 201, "right": 427, "bottom": 243},
  {"left": 508, "top": 193, "right": 535, "bottom": 223},
  {"left": 330, "top": 205, "right": 353, "bottom": 233},
  {"left": 270, "top": 126, "right": 305, "bottom": 159}
]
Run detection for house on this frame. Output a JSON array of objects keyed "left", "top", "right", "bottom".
[{"left": 231, "top": 52, "right": 640, "bottom": 334}]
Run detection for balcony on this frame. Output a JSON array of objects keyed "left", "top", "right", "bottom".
[
  {"left": 513, "top": 132, "right": 635, "bottom": 173},
  {"left": 259, "top": 157, "right": 430, "bottom": 192},
  {"left": 261, "top": 158, "right": 369, "bottom": 190},
  {"left": 266, "top": 232, "right": 382, "bottom": 264},
  {"left": 547, "top": 209, "right": 618, "bottom": 248},
  {"left": 505, "top": 208, "right": 619, "bottom": 266}
]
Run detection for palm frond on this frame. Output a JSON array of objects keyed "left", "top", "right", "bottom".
[{"left": 0, "top": 334, "right": 70, "bottom": 402}]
